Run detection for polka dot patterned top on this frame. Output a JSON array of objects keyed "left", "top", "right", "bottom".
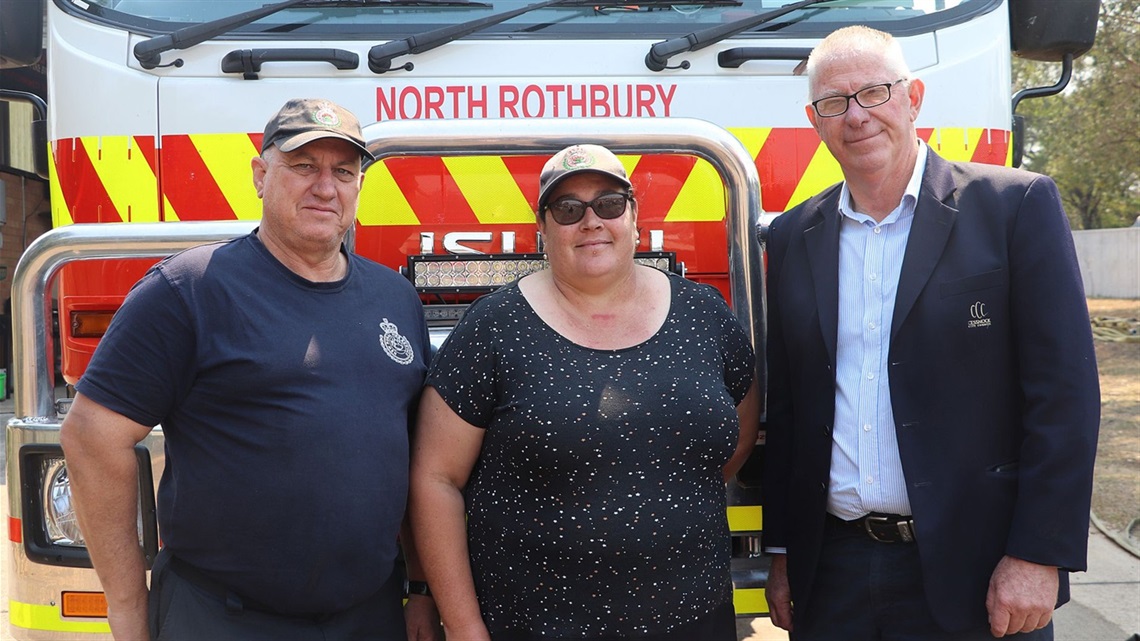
[{"left": 427, "top": 272, "right": 755, "bottom": 638}]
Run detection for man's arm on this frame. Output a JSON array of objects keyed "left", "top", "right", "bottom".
[
  {"left": 985, "top": 174, "right": 1100, "bottom": 636},
  {"left": 60, "top": 393, "right": 154, "bottom": 641},
  {"left": 1004, "top": 174, "right": 1100, "bottom": 565}
]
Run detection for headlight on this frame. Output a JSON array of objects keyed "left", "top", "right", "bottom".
[
  {"left": 20, "top": 444, "right": 158, "bottom": 568},
  {"left": 42, "top": 457, "right": 84, "bottom": 546}
]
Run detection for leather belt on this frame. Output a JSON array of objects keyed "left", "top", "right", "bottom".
[{"left": 828, "top": 512, "right": 917, "bottom": 543}]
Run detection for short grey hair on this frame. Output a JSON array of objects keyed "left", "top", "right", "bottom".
[{"left": 806, "top": 26, "right": 911, "bottom": 98}]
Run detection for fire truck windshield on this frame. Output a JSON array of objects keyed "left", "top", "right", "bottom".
[{"left": 69, "top": 0, "right": 988, "bottom": 39}]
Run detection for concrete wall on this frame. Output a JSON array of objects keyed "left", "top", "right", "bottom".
[{"left": 1072, "top": 227, "right": 1140, "bottom": 299}]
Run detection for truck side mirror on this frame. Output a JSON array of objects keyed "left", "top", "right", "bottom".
[
  {"left": 0, "top": 0, "right": 45, "bottom": 69},
  {"left": 1009, "top": 0, "right": 1100, "bottom": 62}
]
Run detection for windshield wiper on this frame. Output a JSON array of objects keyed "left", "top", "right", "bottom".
[
  {"left": 370, "top": 0, "right": 573, "bottom": 73},
  {"left": 369, "top": 0, "right": 738, "bottom": 73},
  {"left": 134, "top": 0, "right": 490, "bottom": 70},
  {"left": 135, "top": 0, "right": 312, "bottom": 69},
  {"left": 645, "top": 0, "right": 833, "bottom": 71}
]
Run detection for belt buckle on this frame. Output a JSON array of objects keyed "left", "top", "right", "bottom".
[{"left": 862, "top": 515, "right": 895, "bottom": 543}]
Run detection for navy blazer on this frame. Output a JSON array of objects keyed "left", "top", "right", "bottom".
[{"left": 762, "top": 149, "right": 1100, "bottom": 632}]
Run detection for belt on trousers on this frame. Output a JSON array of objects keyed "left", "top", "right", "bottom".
[
  {"left": 827, "top": 512, "right": 917, "bottom": 543},
  {"left": 166, "top": 555, "right": 334, "bottom": 621}
]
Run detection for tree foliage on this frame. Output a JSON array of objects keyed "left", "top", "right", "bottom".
[{"left": 1013, "top": 0, "right": 1139, "bottom": 229}]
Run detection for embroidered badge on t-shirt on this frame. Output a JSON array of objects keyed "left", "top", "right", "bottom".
[{"left": 379, "top": 318, "right": 415, "bottom": 365}]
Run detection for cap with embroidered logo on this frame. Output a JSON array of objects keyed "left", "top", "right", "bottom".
[
  {"left": 261, "top": 98, "right": 372, "bottom": 160},
  {"left": 537, "top": 144, "right": 632, "bottom": 212}
]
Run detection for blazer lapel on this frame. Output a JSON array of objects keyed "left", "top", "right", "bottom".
[
  {"left": 892, "top": 152, "right": 958, "bottom": 339},
  {"left": 804, "top": 192, "right": 841, "bottom": 366}
]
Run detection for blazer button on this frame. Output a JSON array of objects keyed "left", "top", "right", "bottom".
[
  {"left": 823, "top": 424, "right": 832, "bottom": 435},
  {"left": 819, "top": 482, "right": 827, "bottom": 493}
]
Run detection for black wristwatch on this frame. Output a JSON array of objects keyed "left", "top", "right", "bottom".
[{"left": 405, "top": 579, "right": 432, "bottom": 597}]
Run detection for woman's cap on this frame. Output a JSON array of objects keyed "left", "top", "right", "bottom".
[
  {"left": 262, "top": 98, "right": 373, "bottom": 160},
  {"left": 537, "top": 144, "right": 632, "bottom": 211}
]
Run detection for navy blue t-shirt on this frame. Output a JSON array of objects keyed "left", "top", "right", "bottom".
[{"left": 77, "top": 231, "right": 429, "bottom": 615}]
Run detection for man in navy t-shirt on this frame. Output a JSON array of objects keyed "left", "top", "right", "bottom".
[{"left": 60, "top": 98, "right": 439, "bottom": 641}]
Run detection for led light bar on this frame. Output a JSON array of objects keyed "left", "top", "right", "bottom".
[{"left": 407, "top": 252, "right": 677, "bottom": 294}]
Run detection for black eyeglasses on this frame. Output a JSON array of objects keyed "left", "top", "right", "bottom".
[
  {"left": 543, "top": 193, "right": 632, "bottom": 225},
  {"left": 811, "top": 79, "right": 906, "bottom": 118}
]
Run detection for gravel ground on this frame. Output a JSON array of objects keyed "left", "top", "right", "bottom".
[{"left": 1085, "top": 298, "right": 1140, "bottom": 553}]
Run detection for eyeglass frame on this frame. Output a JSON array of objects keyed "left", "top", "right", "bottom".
[
  {"left": 810, "top": 79, "right": 907, "bottom": 118},
  {"left": 541, "top": 192, "right": 634, "bottom": 225}
]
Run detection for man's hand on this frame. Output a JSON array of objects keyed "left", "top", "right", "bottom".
[
  {"left": 985, "top": 555, "right": 1058, "bottom": 637},
  {"left": 106, "top": 599, "right": 150, "bottom": 641},
  {"left": 404, "top": 595, "right": 444, "bottom": 641},
  {"left": 765, "top": 554, "right": 794, "bottom": 632}
]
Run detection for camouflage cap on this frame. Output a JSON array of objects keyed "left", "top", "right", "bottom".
[
  {"left": 537, "top": 144, "right": 632, "bottom": 212},
  {"left": 261, "top": 98, "right": 372, "bottom": 160}
]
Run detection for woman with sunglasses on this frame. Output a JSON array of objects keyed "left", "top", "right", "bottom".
[{"left": 409, "top": 144, "right": 760, "bottom": 641}]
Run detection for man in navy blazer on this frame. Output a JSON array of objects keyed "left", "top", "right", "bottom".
[{"left": 762, "top": 26, "right": 1100, "bottom": 640}]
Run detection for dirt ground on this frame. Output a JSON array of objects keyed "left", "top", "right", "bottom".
[{"left": 1085, "top": 298, "right": 1140, "bottom": 546}]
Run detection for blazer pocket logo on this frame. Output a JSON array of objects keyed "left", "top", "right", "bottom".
[{"left": 968, "top": 301, "right": 991, "bottom": 328}]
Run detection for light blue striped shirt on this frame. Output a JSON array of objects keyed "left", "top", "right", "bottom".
[{"left": 827, "top": 142, "right": 928, "bottom": 520}]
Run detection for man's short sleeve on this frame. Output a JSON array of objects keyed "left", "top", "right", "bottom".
[{"left": 76, "top": 266, "right": 197, "bottom": 427}]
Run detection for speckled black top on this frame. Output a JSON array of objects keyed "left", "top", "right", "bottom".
[{"left": 427, "top": 272, "right": 755, "bottom": 638}]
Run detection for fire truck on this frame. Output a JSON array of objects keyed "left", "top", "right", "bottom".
[{"left": 2, "top": 0, "right": 1097, "bottom": 638}]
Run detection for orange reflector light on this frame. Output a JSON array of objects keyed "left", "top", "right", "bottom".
[
  {"left": 70, "top": 311, "right": 116, "bottom": 339},
  {"left": 61, "top": 591, "right": 108, "bottom": 618}
]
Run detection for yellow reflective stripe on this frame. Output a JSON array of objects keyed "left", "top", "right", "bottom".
[
  {"left": 443, "top": 156, "right": 535, "bottom": 224},
  {"left": 786, "top": 142, "right": 843, "bottom": 212},
  {"left": 358, "top": 161, "right": 419, "bottom": 226},
  {"left": 730, "top": 127, "right": 772, "bottom": 162},
  {"left": 616, "top": 155, "right": 641, "bottom": 182},
  {"left": 163, "top": 194, "right": 181, "bottom": 222},
  {"left": 927, "top": 127, "right": 979, "bottom": 163},
  {"left": 9, "top": 600, "right": 110, "bottom": 634},
  {"left": 79, "top": 136, "right": 160, "bottom": 223},
  {"left": 727, "top": 505, "right": 763, "bottom": 533},
  {"left": 190, "top": 134, "right": 262, "bottom": 220},
  {"left": 664, "top": 158, "right": 726, "bottom": 222},
  {"left": 733, "top": 587, "right": 769, "bottom": 615},
  {"left": 48, "top": 145, "right": 75, "bottom": 227}
]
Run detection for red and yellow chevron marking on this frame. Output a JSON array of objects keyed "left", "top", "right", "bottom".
[
  {"left": 50, "top": 136, "right": 160, "bottom": 227},
  {"left": 49, "top": 127, "right": 1010, "bottom": 231}
]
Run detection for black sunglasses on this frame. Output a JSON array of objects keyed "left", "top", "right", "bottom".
[{"left": 543, "top": 193, "right": 632, "bottom": 225}]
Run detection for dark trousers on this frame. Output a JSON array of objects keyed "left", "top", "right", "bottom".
[
  {"left": 148, "top": 549, "right": 406, "bottom": 641},
  {"left": 793, "top": 521, "right": 1053, "bottom": 641}
]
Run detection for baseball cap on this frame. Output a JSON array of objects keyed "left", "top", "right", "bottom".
[
  {"left": 261, "top": 98, "right": 373, "bottom": 160},
  {"left": 537, "top": 144, "right": 632, "bottom": 212}
]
